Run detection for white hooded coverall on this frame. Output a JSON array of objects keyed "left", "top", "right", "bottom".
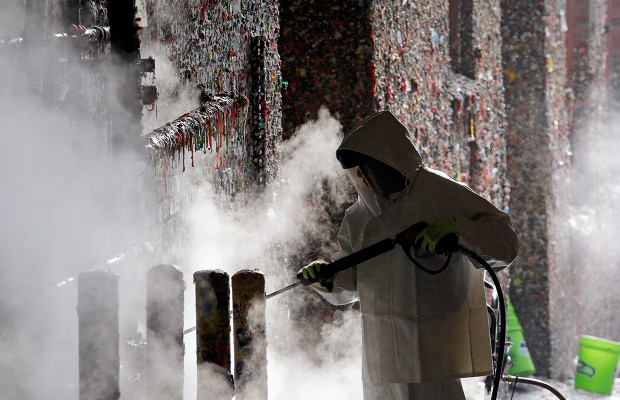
[{"left": 313, "top": 111, "right": 519, "bottom": 399}]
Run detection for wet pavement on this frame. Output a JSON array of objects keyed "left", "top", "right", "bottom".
[{"left": 463, "top": 377, "right": 620, "bottom": 400}]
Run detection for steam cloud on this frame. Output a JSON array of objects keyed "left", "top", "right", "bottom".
[
  {"left": 567, "top": 113, "right": 620, "bottom": 339},
  {"left": 178, "top": 107, "right": 361, "bottom": 399},
  {"left": 182, "top": 107, "right": 349, "bottom": 271},
  {"left": 1, "top": 1, "right": 362, "bottom": 392},
  {"left": 0, "top": 3, "right": 151, "bottom": 398}
]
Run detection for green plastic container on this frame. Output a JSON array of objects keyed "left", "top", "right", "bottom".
[
  {"left": 575, "top": 335, "right": 620, "bottom": 395},
  {"left": 506, "top": 300, "right": 536, "bottom": 376}
]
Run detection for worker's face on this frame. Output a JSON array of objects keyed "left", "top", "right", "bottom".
[
  {"left": 359, "top": 159, "right": 407, "bottom": 200},
  {"left": 346, "top": 159, "right": 406, "bottom": 217}
]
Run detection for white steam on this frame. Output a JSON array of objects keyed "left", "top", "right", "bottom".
[
  {"left": 183, "top": 107, "right": 348, "bottom": 271},
  {"left": 267, "top": 310, "right": 363, "bottom": 400},
  {"left": 567, "top": 112, "right": 620, "bottom": 339},
  {"left": 0, "top": 3, "right": 153, "bottom": 399},
  {"left": 3, "top": 4, "right": 363, "bottom": 400}
]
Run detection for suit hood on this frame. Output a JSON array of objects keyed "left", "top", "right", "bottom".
[{"left": 336, "top": 111, "right": 423, "bottom": 183}]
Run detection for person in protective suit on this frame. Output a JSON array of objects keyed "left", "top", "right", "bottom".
[{"left": 298, "top": 110, "right": 519, "bottom": 400}]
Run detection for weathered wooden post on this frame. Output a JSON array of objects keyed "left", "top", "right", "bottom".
[
  {"left": 232, "top": 270, "right": 267, "bottom": 400},
  {"left": 78, "top": 270, "right": 120, "bottom": 400},
  {"left": 146, "top": 265, "right": 185, "bottom": 400},
  {"left": 194, "top": 270, "right": 234, "bottom": 400}
]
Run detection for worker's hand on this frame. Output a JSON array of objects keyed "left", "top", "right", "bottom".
[
  {"left": 297, "top": 259, "right": 335, "bottom": 291},
  {"left": 414, "top": 217, "right": 459, "bottom": 255}
]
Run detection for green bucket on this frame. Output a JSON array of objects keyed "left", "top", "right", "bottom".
[
  {"left": 575, "top": 335, "right": 620, "bottom": 395},
  {"left": 506, "top": 300, "right": 536, "bottom": 376}
]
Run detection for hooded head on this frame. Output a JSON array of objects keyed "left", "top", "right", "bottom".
[{"left": 336, "top": 111, "right": 422, "bottom": 217}]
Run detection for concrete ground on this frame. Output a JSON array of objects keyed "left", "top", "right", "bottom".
[
  {"left": 499, "top": 377, "right": 620, "bottom": 400},
  {"left": 462, "top": 377, "right": 620, "bottom": 400}
]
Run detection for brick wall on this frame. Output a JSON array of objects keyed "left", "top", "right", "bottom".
[
  {"left": 279, "top": 0, "right": 376, "bottom": 136},
  {"left": 143, "top": 0, "right": 282, "bottom": 253}
]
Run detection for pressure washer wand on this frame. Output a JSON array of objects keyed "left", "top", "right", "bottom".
[
  {"left": 266, "top": 237, "right": 398, "bottom": 299},
  {"left": 265, "top": 281, "right": 301, "bottom": 299},
  {"left": 183, "top": 237, "right": 398, "bottom": 334}
]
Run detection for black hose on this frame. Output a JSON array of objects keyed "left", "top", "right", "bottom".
[
  {"left": 408, "top": 245, "right": 505, "bottom": 399},
  {"left": 458, "top": 247, "right": 506, "bottom": 400},
  {"left": 503, "top": 375, "right": 568, "bottom": 400}
]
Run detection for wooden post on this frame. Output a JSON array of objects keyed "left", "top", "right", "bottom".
[
  {"left": 194, "top": 270, "right": 234, "bottom": 400},
  {"left": 146, "top": 265, "right": 185, "bottom": 400},
  {"left": 232, "top": 270, "right": 267, "bottom": 400},
  {"left": 78, "top": 270, "right": 120, "bottom": 400}
]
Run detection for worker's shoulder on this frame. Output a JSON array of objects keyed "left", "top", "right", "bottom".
[{"left": 420, "top": 166, "right": 471, "bottom": 189}]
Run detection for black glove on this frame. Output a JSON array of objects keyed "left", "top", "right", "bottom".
[
  {"left": 297, "top": 259, "right": 335, "bottom": 292},
  {"left": 414, "top": 217, "right": 459, "bottom": 255}
]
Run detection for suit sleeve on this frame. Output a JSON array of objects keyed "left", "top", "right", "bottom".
[
  {"left": 430, "top": 170, "right": 519, "bottom": 271},
  {"left": 455, "top": 209, "right": 518, "bottom": 271},
  {"left": 311, "top": 204, "right": 361, "bottom": 305}
]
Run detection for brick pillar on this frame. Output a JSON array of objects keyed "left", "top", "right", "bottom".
[
  {"left": 501, "top": 0, "right": 573, "bottom": 379},
  {"left": 107, "top": 0, "right": 143, "bottom": 154},
  {"left": 21, "top": 0, "right": 52, "bottom": 100}
]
